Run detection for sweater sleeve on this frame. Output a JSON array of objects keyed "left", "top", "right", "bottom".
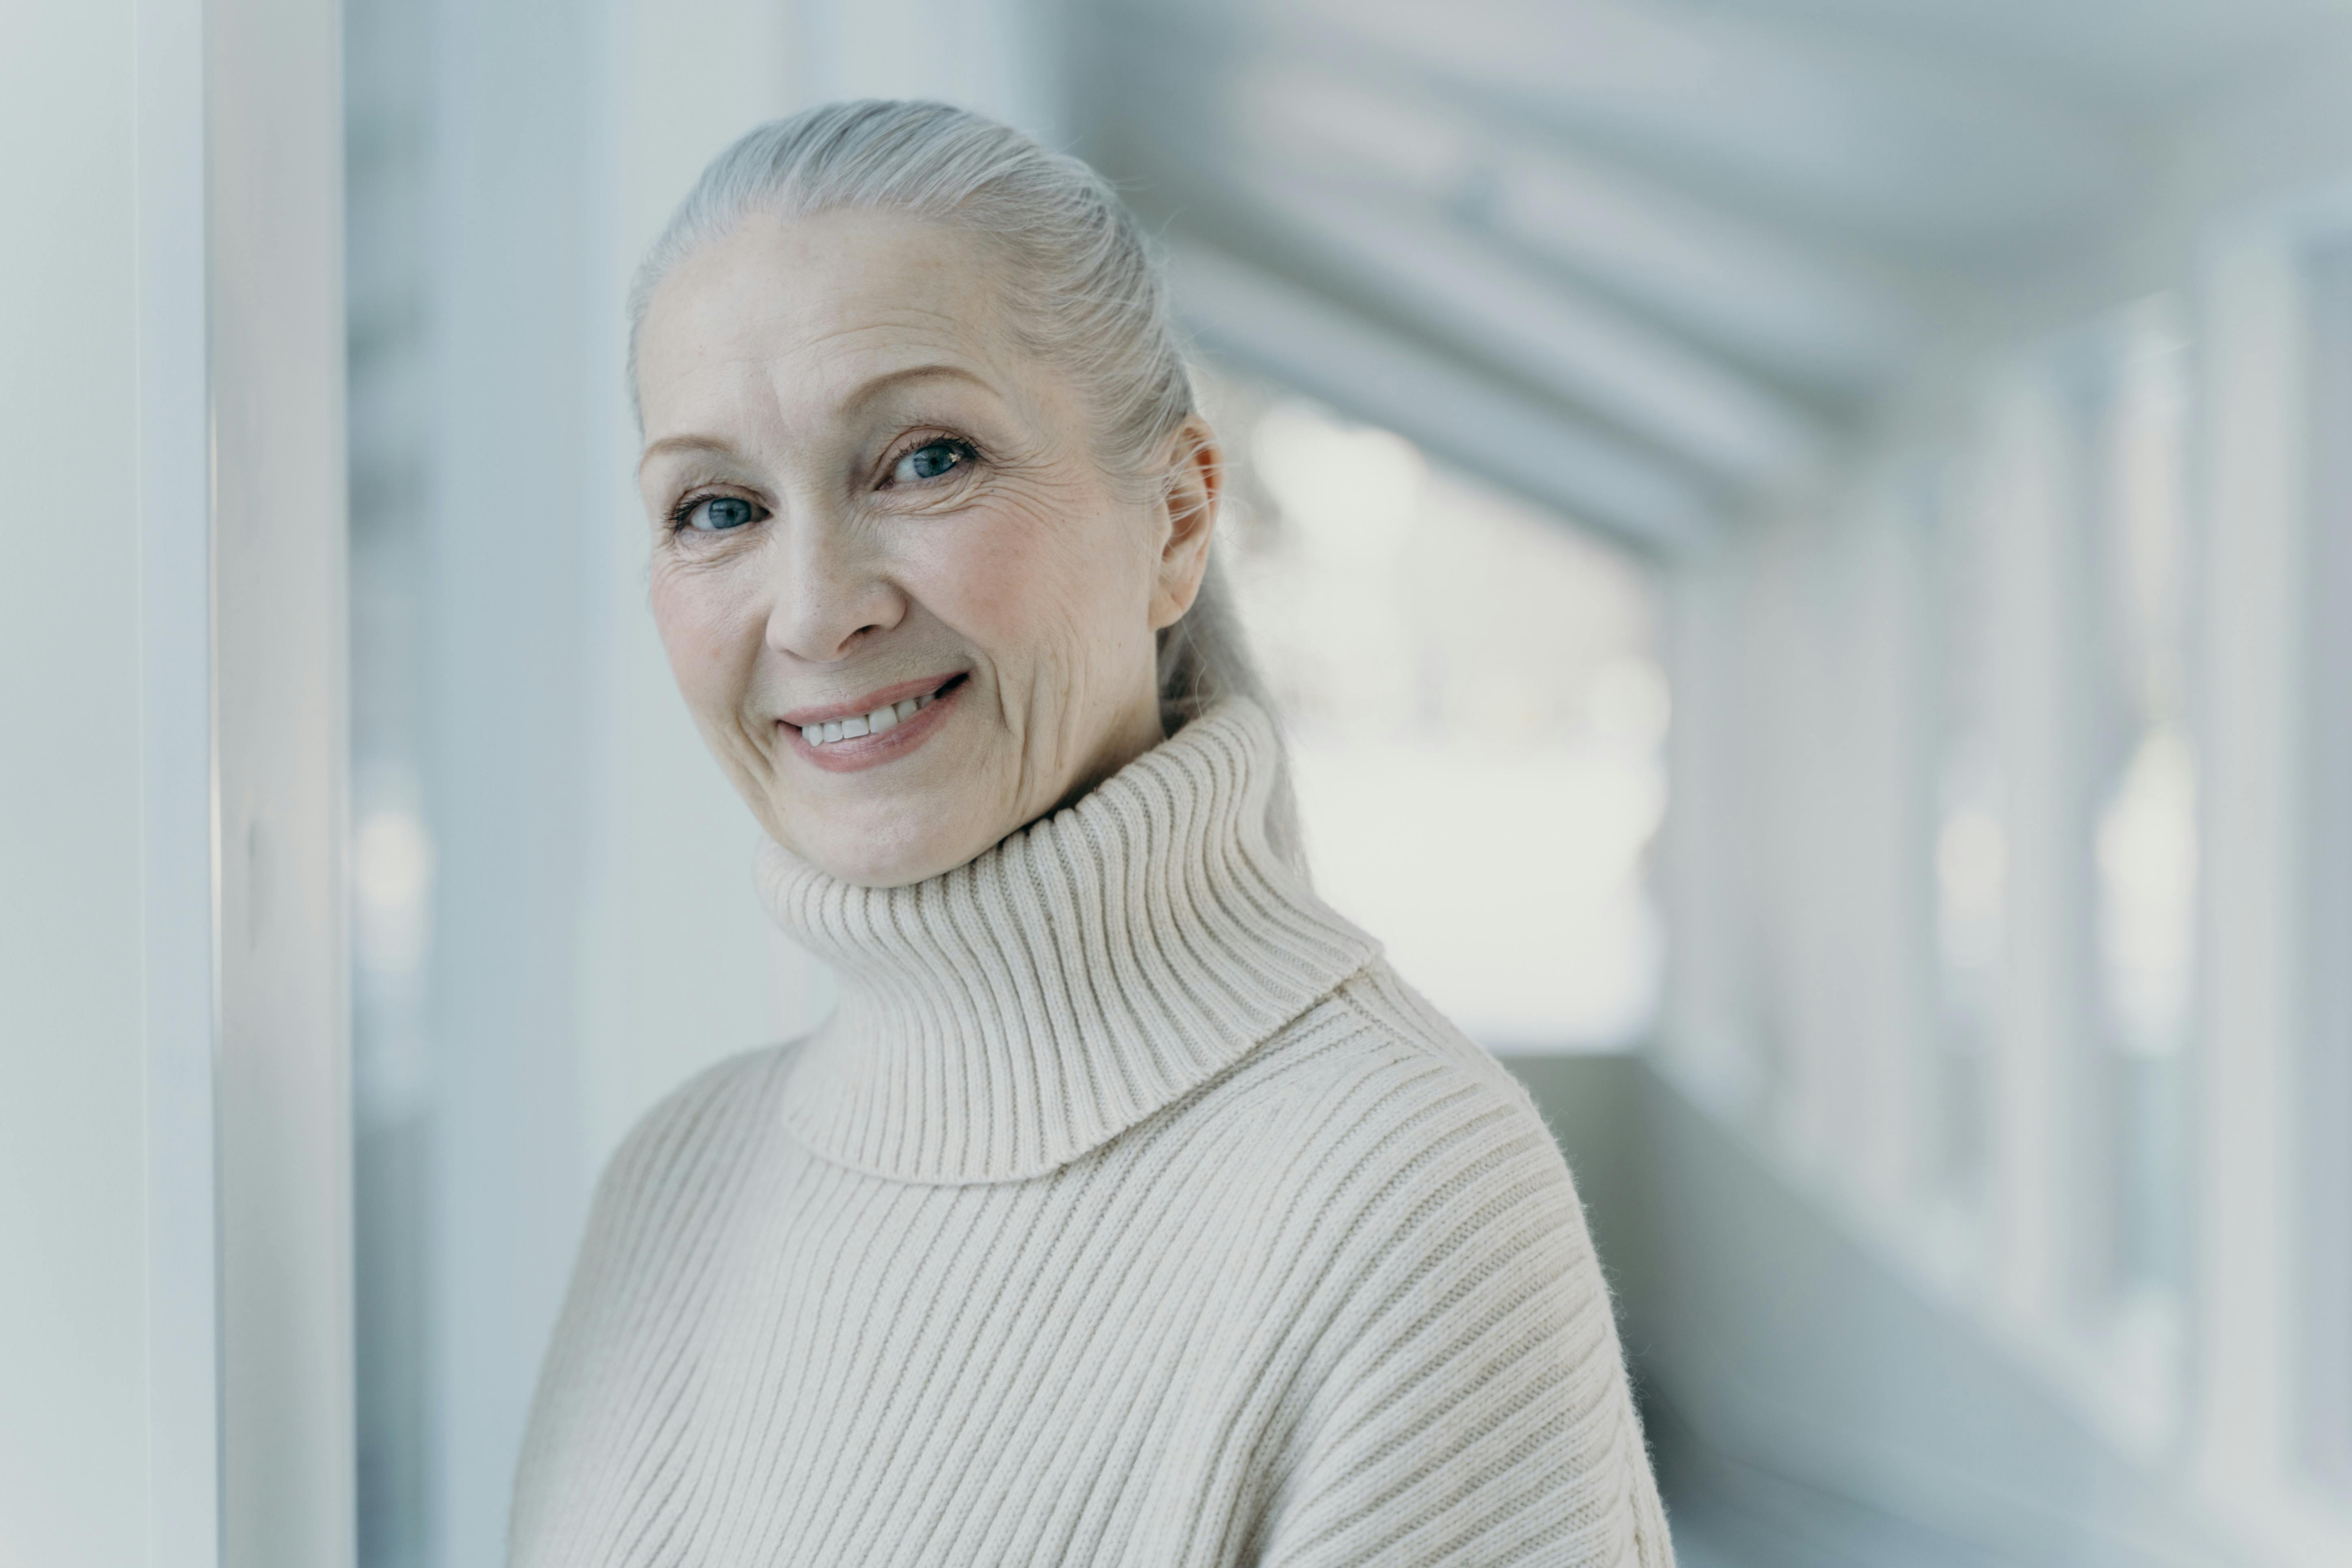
[{"left": 1256, "top": 1068, "right": 1674, "bottom": 1568}]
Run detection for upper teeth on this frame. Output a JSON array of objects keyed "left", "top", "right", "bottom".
[{"left": 804, "top": 692, "right": 932, "bottom": 746}]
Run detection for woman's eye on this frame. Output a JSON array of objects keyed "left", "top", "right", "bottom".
[
  {"left": 683, "top": 495, "right": 761, "bottom": 532},
  {"left": 891, "top": 439, "right": 972, "bottom": 485}
]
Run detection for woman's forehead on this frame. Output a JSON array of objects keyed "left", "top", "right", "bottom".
[{"left": 639, "top": 210, "right": 1019, "bottom": 414}]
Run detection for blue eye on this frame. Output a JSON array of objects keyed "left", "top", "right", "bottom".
[
  {"left": 891, "top": 439, "right": 972, "bottom": 485},
  {"left": 684, "top": 495, "right": 760, "bottom": 532}
]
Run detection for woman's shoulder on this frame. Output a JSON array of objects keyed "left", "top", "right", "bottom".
[
  {"left": 1227, "top": 964, "right": 1617, "bottom": 1381},
  {"left": 1249, "top": 961, "right": 1557, "bottom": 1144},
  {"left": 1230, "top": 961, "right": 1581, "bottom": 1223},
  {"left": 1244, "top": 968, "right": 1664, "bottom": 1568}
]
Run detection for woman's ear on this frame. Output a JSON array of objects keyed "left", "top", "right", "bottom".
[{"left": 1149, "top": 416, "right": 1223, "bottom": 631}]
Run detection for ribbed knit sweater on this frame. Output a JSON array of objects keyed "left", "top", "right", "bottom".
[{"left": 511, "top": 702, "right": 1672, "bottom": 1566}]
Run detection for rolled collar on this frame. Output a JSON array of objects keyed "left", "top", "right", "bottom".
[{"left": 754, "top": 701, "right": 1378, "bottom": 1184}]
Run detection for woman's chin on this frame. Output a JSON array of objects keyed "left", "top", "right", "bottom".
[{"left": 776, "top": 803, "right": 1001, "bottom": 890}]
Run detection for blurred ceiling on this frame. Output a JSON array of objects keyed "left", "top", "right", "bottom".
[{"left": 1073, "top": 0, "right": 2352, "bottom": 549}]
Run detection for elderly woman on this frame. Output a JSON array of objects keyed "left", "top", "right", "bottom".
[{"left": 513, "top": 101, "right": 1671, "bottom": 1567}]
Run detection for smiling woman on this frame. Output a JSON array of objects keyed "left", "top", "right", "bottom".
[
  {"left": 632, "top": 202, "right": 1211, "bottom": 886},
  {"left": 510, "top": 101, "right": 1671, "bottom": 1568}
]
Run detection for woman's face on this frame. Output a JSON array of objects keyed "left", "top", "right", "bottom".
[{"left": 635, "top": 208, "right": 1219, "bottom": 887}]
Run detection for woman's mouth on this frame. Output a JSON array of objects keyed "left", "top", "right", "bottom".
[{"left": 781, "top": 674, "right": 967, "bottom": 771}]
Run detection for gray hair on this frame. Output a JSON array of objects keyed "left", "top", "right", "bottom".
[{"left": 630, "top": 100, "right": 1299, "bottom": 862}]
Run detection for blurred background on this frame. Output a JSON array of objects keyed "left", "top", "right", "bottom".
[{"left": 329, "top": 2, "right": 2352, "bottom": 1565}]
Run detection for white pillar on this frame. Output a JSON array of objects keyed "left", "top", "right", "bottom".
[
  {"left": 141, "top": 0, "right": 226, "bottom": 1559},
  {"left": 2, "top": 1, "right": 352, "bottom": 1564},
  {"left": 209, "top": 0, "right": 356, "bottom": 1560},
  {"left": 1980, "top": 367, "right": 2093, "bottom": 1333},
  {"left": 4, "top": 4, "right": 181, "bottom": 1562},
  {"left": 2191, "top": 226, "right": 2306, "bottom": 1530}
]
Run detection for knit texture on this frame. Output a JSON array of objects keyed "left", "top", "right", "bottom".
[{"left": 511, "top": 702, "right": 1673, "bottom": 1566}]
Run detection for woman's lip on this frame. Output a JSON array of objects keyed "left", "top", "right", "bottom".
[
  {"left": 781, "top": 678, "right": 961, "bottom": 773},
  {"left": 778, "top": 674, "right": 961, "bottom": 728}
]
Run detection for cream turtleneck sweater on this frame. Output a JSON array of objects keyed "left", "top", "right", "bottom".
[{"left": 511, "top": 702, "right": 1672, "bottom": 1566}]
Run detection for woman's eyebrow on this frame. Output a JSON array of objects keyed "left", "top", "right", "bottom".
[
  {"left": 843, "top": 360, "right": 992, "bottom": 408},
  {"left": 638, "top": 433, "right": 739, "bottom": 473}
]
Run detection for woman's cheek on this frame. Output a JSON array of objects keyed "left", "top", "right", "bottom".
[
  {"left": 650, "top": 569, "right": 755, "bottom": 722},
  {"left": 924, "top": 498, "right": 1143, "bottom": 663},
  {"left": 924, "top": 529, "right": 1035, "bottom": 646}
]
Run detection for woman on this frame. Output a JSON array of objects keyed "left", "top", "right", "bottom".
[{"left": 513, "top": 101, "right": 1672, "bottom": 1567}]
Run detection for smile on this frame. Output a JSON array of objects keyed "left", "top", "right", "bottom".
[
  {"left": 801, "top": 689, "right": 936, "bottom": 746},
  {"left": 781, "top": 674, "right": 966, "bottom": 770}
]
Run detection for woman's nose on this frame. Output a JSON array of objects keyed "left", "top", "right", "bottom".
[{"left": 762, "top": 512, "right": 908, "bottom": 664}]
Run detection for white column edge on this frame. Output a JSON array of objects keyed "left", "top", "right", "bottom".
[{"left": 137, "top": 0, "right": 222, "bottom": 1563}]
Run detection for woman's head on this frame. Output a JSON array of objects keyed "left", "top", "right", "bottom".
[{"left": 630, "top": 102, "right": 1279, "bottom": 887}]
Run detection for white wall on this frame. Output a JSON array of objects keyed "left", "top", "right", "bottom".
[
  {"left": 0, "top": 4, "right": 156, "bottom": 1563},
  {"left": 420, "top": 0, "right": 605, "bottom": 1553},
  {"left": 4, "top": 2, "right": 350, "bottom": 1564}
]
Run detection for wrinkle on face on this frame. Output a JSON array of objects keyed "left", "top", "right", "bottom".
[{"left": 633, "top": 207, "right": 1191, "bottom": 886}]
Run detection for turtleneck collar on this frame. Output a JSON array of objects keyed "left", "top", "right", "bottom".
[{"left": 753, "top": 700, "right": 1379, "bottom": 1185}]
